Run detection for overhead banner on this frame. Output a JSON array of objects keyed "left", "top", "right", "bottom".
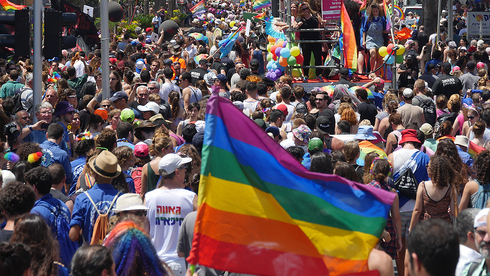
[
  {"left": 467, "top": 12, "right": 490, "bottom": 37},
  {"left": 322, "top": 0, "right": 341, "bottom": 21}
]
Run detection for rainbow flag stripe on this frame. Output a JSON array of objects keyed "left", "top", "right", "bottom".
[
  {"left": 383, "top": 0, "right": 392, "bottom": 32},
  {"left": 341, "top": 1, "right": 358, "bottom": 71},
  {"left": 254, "top": 12, "right": 267, "bottom": 20},
  {"left": 358, "top": 141, "right": 387, "bottom": 166},
  {"left": 253, "top": 0, "right": 271, "bottom": 10},
  {"left": 359, "top": 0, "right": 367, "bottom": 14},
  {"left": 187, "top": 94, "right": 395, "bottom": 276},
  {"left": 240, "top": 0, "right": 245, "bottom": 7},
  {"left": 190, "top": 0, "right": 205, "bottom": 17},
  {"left": 469, "top": 141, "right": 485, "bottom": 159},
  {"left": 0, "top": 0, "right": 25, "bottom": 11}
]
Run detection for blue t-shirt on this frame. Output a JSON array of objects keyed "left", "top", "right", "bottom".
[
  {"left": 22, "top": 129, "right": 47, "bottom": 144},
  {"left": 57, "top": 122, "right": 72, "bottom": 158},
  {"left": 70, "top": 184, "right": 121, "bottom": 244},
  {"left": 70, "top": 156, "right": 87, "bottom": 195},
  {"left": 40, "top": 140, "right": 73, "bottom": 184},
  {"left": 457, "top": 145, "right": 474, "bottom": 168},
  {"left": 32, "top": 194, "right": 71, "bottom": 239}
]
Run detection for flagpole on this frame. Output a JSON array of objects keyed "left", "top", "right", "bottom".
[{"left": 208, "top": 27, "right": 244, "bottom": 61}]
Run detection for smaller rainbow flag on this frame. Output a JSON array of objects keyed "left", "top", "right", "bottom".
[
  {"left": 190, "top": 0, "right": 205, "bottom": 17},
  {"left": 349, "top": 86, "right": 374, "bottom": 99},
  {"left": 340, "top": 1, "right": 358, "bottom": 71},
  {"left": 382, "top": 0, "right": 392, "bottom": 32},
  {"left": 359, "top": 0, "right": 367, "bottom": 14},
  {"left": 0, "top": 0, "right": 25, "bottom": 11},
  {"left": 469, "top": 141, "right": 485, "bottom": 159},
  {"left": 254, "top": 12, "right": 267, "bottom": 20},
  {"left": 358, "top": 140, "right": 387, "bottom": 166},
  {"left": 253, "top": 0, "right": 271, "bottom": 10},
  {"left": 240, "top": 0, "right": 245, "bottom": 7}
]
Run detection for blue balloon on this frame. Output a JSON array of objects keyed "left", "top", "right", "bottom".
[
  {"left": 280, "top": 48, "right": 291, "bottom": 58},
  {"left": 384, "top": 55, "right": 395, "bottom": 65},
  {"left": 266, "top": 62, "right": 273, "bottom": 70}
]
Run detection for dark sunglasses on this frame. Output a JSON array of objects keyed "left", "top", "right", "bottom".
[
  {"left": 102, "top": 104, "right": 112, "bottom": 108},
  {"left": 315, "top": 98, "right": 325, "bottom": 101},
  {"left": 468, "top": 116, "right": 476, "bottom": 119}
]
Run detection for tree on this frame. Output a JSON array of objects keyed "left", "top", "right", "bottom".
[{"left": 421, "top": 0, "right": 438, "bottom": 36}]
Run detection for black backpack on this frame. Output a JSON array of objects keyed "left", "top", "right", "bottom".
[{"left": 415, "top": 96, "right": 436, "bottom": 126}]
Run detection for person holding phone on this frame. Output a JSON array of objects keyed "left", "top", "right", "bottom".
[
  {"left": 21, "top": 102, "right": 53, "bottom": 145},
  {"left": 292, "top": 2, "right": 325, "bottom": 82}
]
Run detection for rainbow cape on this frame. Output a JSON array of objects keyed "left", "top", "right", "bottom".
[
  {"left": 186, "top": 94, "right": 395, "bottom": 275},
  {"left": 0, "top": 0, "right": 25, "bottom": 11},
  {"left": 253, "top": 0, "right": 271, "bottom": 10},
  {"left": 382, "top": 0, "right": 392, "bottom": 32},
  {"left": 190, "top": 0, "right": 205, "bottom": 17},
  {"left": 358, "top": 141, "right": 387, "bottom": 166},
  {"left": 469, "top": 141, "right": 485, "bottom": 159},
  {"left": 340, "top": 1, "right": 358, "bottom": 71},
  {"left": 254, "top": 12, "right": 267, "bottom": 20}
]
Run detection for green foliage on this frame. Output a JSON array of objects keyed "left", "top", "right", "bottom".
[{"left": 133, "top": 14, "right": 154, "bottom": 29}]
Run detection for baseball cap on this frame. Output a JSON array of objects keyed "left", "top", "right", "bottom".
[
  {"left": 131, "top": 40, "right": 138, "bottom": 46},
  {"left": 135, "top": 27, "right": 142, "bottom": 34},
  {"left": 265, "top": 126, "right": 280, "bottom": 138},
  {"left": 250, "top": 59, "right": 260, "bottom": 67},
  {"left": 420, "top": 123, "right": 433, "bottom": 136},
  {"left": 276, "top": 104, "right": 288, "bottom": 117},
  {"left": 164, "top": 59, "right": 173, "bottom": 66},
  {"left": 134, "top": 142, "right": 149, "bottom": 158},
  {"left": 120, "top": 108, "right": 135, "bottom": 123},
  {"left": 158, "top": 153, "right": 192, "bottom": 175},
  {"left": 217, "top": 74, "right": 227, "bottom": 82},
  {"left": 460, "top": 46, "right": 468, "bottom": 51},
  {"left": 145, "top": 27, "right": 152, "bottom": 33},
  {"left": 112, "top": 193, "right": 149, "bottom": 213},
  {"left": 94, "top": 108, "right": 108, "bottom": 121},
  {"left": 254, "top": 119, "right": 268, "bottom": 130},
  {"left": 316, "top": 116, "right": 331, "bottom": 133},
  {"left": 137, "top": 101, "right": 160, "bottom": 114},
  {"left": 474, "top": 208, "right": 490, "bottom": 228},
  {"left": 135, "top": 59, "right": 146, "bottom": 74},
  {"left": 402, "top": 88, "right": 414, "bottom": 98},
  {"left": 109, "top": 91, "right": 129, "bottom": 102},
  {"left": 441, "top": 62, "right": 452, "bottom": 72},
  {"left": 308, "top": 137, "right": 324, "bottom": 153},
  {"left": 295, "top": 102, "right": 308, "bottom": 115}
]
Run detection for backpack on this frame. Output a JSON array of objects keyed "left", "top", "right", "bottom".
[
  {"left": 85, "top": 191, "right": 121, "bottom": 245},
  {"left": 434, "top": 112, "right": 458, "bottom": 135},
  {"left": 37, "top": 200, "right": 79, "bottom": 268},
  {"left": 415, "top": 96, "right": 436, "bottom": 127}
]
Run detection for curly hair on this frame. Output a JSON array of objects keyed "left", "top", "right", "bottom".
[
  {"left": 178, "top": 144, "right": 201, "bottom": 175},
  {"left": 246, "top": 75, "right": 262, "bottom": 83},
  {"left": 0, "top": 181, "right": 35, "bottom": 216},
  {"left": 10, "top": 214, "right": 60, "bottom": 276},
  {"left": 435, "top": 139, "right": 467, "bottom": 186},
  {"left": 113, "top": 146, "right": 134, "bottom": 166},
  {"left": 16, "top": 142, "right": 43, "bottom": 167},
  {"left": 24, "top": 167, "right": 53, "bottom": 195},
  {"left": 149, "top": 133, "right": 172, "bottom": 157},
  {"left": 169, "top": 91, "right": 181, "bottom": 120},
  {"left": 341, "top": 108, "right": 358, "bottom": 126},
  {"left": 337, "top": 102, "right": 352, "bottom": 115},
  {"left": 437, "top": 121, "right": 453, "bottom": 138},
  {"left": 429, "top": 155, "right": 457, "bottom": 188},
  {"left": 95, "top": 128, "right": 117, "bottom": 151},
  {"left": 475, "top": 150, "right": 490, "bottom": 185},
  {"left": 73, "top": 139, "right": 95, "bottom": 157},
  {"left": 343, "top": 141, "right": 360, "bottom": 163}
]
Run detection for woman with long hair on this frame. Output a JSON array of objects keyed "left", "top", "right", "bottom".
[
  {"left": 176, "top": 102, "right": 200, "bottom": 136},
  {"left": 471, "top": 121, "right": 490, "bottom": 150},
  {"left": 10, "top": 214, "right": 69, "bottom": 276},
  {"left": 364, "top": 158, "right": 402, "bottom": 260},
  {"left": 292, "top": 1, "right": 325, "bottom": 82},
  {"left": 409, "top": 155, "right": 458, "bottom": 230},
  {"left": 140, "top": 133, "right": 174, "bottom": 196},
  {"left": 462, "top": 107, "right": 480, "bottom": 137},
  {"left": 362, "top": 3, "right": 387, "bottom": 78},
  {"left": 103, "top": 220, "right": 170, "bottom": 276},
  {"left": 168, "top": 91, "right": 186, "bottom": 132},
  {"left": 435, "top": 138, "right": 469, "bottom": 192},
  {"left": 459, "top": 150, "right": 490, "bottom": 210},
  {"left": 309, "top": 152, "right": 334, "bottom": 174},
  {"left": 378, "top": 99, "right": 399, "bottom": 139}
]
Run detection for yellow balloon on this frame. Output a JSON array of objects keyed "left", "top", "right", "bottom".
[
  {"left": 290, "top": 46, "right": 300, "bottom": 57},
  {"left": 379, "top": 46, "right": 388, "bottom": 57},
  {"left": 267, "top": 44, "right": 272, "bottom": 52},
  {"left": 396, "top": 45, "right": 405, "bottom": 55},
  {"left": 230, "top": 21, "right": 236, "bottom": 27}
]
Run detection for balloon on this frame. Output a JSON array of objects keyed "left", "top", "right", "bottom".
[
  {"left": 230, "top": 21, "right": 236, "bottom": 27},
  {"left": 387, "top": 44, "right": 395, "bottom": 54},
  {"left": 379, "top": 46, "right": 388, "bottom": 57},
  {"left": 295, "top": 54, "right": 304, "bottom": 64},
  {"left": 277, "top": 39, "right": 284, "bottom": 45},
  {"left": 268, "top": 35, "right": 275, "bottom": 43},
  {"left": 283, "top": 41, "right": 287, "bottom": 48},
  {"left": 267, "top": 53, "right": 273, "bottom": 61},
  {"left": 287, "top": 56, "right": 297, "bottom": 66},
  {"left": 267, "top": 44, "right": 272, "bottom": 52},
  {"left": 275, "top": 47, "right": 283, "bottom": 57},
  {"left": 384, "top": 55, "right": 395, "bottom": 65},
  {"left": 266, "top": 61, "right": 273, "bottom": 69},
  {"left": 273, "top": 54, "right": 278, "bottom": 61},
  {"left": 274, "top": 69, "right": 281, "bottom": 75},
  {"left": 270, "top": 45, "right": 277, "bottom": 54},
  {"left": 108, "top": 1, "right": 124, "bottom": 22},
  {"left": 158, "top": 20, "right": 180, "bottom": 42},
  {"left": 279, "top": 57, "right": 288, "bottom": 67},
  {"left": 280, "top": 48, "right": 290, "bottom": 58},
  {"left": 265, "top": 72, "right": 271, "bottom": 78},
  {"left": 270, "top": 72, "right": 277, "bottom": 79},
  {"left": 396, "top": 45, "right": 405, "bottom": 55},
  {"left": 396, "top": 54, "right": 404, "bottom": 63},
  {"left": 290, "top": 46, "right": 300, "bottom": 57}
]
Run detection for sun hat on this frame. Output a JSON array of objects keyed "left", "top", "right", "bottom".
[
  {"left": 354, "top": 125, "right": 377, "bottom": 141},
  {"left": 158, "top": 153, "right": 192, "bottom": 175},
  {"left": 474, "top": 208, "right": 490, "bottom": 228},
  {"left": 112, "top": 193, "right": 149, "bottom": 213},
  {"left": 292, "top": 124, "right": 311, "bottom": 142},
  {"left": 454, "top": 135, "right": 469, "bottom": 148},
  {"left": 89, "top": 150, "right": 122, "bottom": 179},
  {"left": 399, "top": 129, "right": 421, "bottom": 144},
  {"left": 54, "top": 101, "right": 75, "bottom": 117}
]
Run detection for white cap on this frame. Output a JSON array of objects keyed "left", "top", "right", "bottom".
[
  {"left": 1, "top": 170, "right": 15, "bottom": 188},
  {"left": 194, "top": 120, "right": 205, "bottom": 133},
  {"left": 112, "top": 193, "right": 149, "bottom": 213},
  {"left": 403, "top": 88, "right": 414, "bottom": 98},
  {"left": 158, "top": 153, "right": 192, "bottom": 175},
  {"left": 135, "top": 60, "right": 145, "bottom": 70},
  {"left": 137, "top": 101, "right": 160, "bottom": 114},
  {"left": 474, "top": 208, "right": 490, "bottom": 228}
]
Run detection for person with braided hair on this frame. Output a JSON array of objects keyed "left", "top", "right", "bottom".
[
  {"left": 435, "top": 138, "right": 470, "bottom": 192},
  {"left": 460, "top": 150, "right": 490, "bottom": 210},
  {"left": 365, "top": 158, "right": 402, "bottom": 260},
  {"left": 409, "top": 155, "right": 459, "bottom": 232}
]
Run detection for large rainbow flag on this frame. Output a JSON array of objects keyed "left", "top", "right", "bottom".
[
  {"left": 0, "top": 0, "right": 25, "bottom": 11},
  {"left": 253, "top": 0, "right": 271, "bottom": 10},
  {"left": 186, "top": 94, "right": 395, "bottom": 275},
  {"left": 382, "top": 0, "right": 392, "bottom": 32},
  {"left": 190, "top": 0, "right": 205, "bottom": 17},
  {"left": 340, "top": 1, "right": 358, "bottom": 71}
]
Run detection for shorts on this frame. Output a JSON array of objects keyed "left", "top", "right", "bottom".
[{"left": 400, "top": 211, "right": 413, "bottom": 238}]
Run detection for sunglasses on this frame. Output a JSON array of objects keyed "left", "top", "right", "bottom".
[
  {"left": 102, "top": 104, "right": 112, "bottom": 108},
  {"left": 468, "top": 116, "right": 476, "bottom": 119},
  {"left": 178, "top": 164, "right": 188, "bottom": 170},
  {"left": 301, "top": 7, "right": 309, "bottom": 11},
  {"left": 315, "top": 98, "right": 325, "bottom": 101}
]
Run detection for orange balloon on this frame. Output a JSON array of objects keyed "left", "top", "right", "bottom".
[{"left": 279, "top": 57, "right": 288, "bottom": 67}]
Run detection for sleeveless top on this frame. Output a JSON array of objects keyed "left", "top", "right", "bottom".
[
  {"left": 420, "top": 181, "right": 452, "bottom": 223},
  {"left": 147, "top": 163, "right": 160, "bottom": 192}
]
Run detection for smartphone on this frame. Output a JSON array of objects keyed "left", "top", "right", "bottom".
[{"left": 41, "top": 123, "right": 49, "bottom": 129}]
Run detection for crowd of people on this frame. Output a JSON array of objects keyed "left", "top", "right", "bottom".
[{"left": 0, "top": 0, "right": 490, "bottom": 276}]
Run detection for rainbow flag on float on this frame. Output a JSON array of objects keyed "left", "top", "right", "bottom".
[
  {"left": 383, "top": 0, "right": 392, "bottom": 32},
  {"left": 190, "top": 0, "right": 205, "bottom": 17},
  {"left": 340, "top": 1, "right": 358, "bottom": 71},
  {"left": 254, "top": 12, "right": 267, "bottom": 20},
  {"left": 253, "top": 0, "right": 271, "bottom": 10},
  {"left": 0, "top": 0, "right": 25, "bottom": 11},
  {"left": 186, "top": 94, "right": 395, "bottom": 275}
]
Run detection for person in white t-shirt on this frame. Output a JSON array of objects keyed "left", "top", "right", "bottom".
[
  {"left": 145, "top": 154, "right": 197, "bottom": 276},
  {"left": 160, "top": 67, "right": 181, "bottom": 103}
]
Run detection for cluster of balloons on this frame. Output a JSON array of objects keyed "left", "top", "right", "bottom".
[
  {"left": 264, "top": 36, "right": 304, "bottom": 81},
  {"left": 378, "top": 43, "right": 406, "bottom": 65}
]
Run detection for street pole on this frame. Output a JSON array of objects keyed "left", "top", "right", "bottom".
[
  {"left": 100, "top": 0, "right": 110, "bottom": 100},
  {"left": 436, "top": 0, "right": 442, "bottom": 45},
  {"left": 448, "top": 0, "right": 453, "bottom": 41},
  {"left": 33, "top": 0, "right": 42, "bottom": 121}
]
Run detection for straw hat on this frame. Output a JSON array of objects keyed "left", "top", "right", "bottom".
[{"left": 89, "top": 150, "right": 122, "bottom": 179}]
